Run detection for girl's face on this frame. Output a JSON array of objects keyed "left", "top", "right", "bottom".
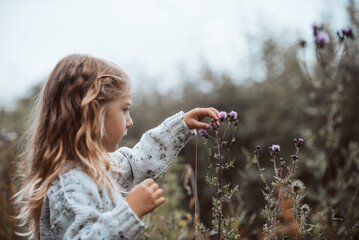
[{"left": 102, "top": 92, "right": 133, "bottom": 152}]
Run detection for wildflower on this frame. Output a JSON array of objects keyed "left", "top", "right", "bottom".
[
  {"left": 271, "top": 144, "right": 280, "bottom": 152},
  {"left": 210, "top": 120, "right": 218, "bottom": 130},
  {"left": 234, "top": 119, "right": 239, "bottom": 126},
  {"left": 315, "top": 32, "right": 329, "bottom": 48},
  {"left": 228, "top": 111, "right": 237, "bottom": 122},
  {"left": 312, "top": 22, "right": 322, "bottom": 36},
  {"left": 218, "top": 111, "right": 227, "bottom": 121},
  {"left": 198, "top": 128, "right": 208, "bottom": 139},
  {"left": 291, "top": 180, "right": 305, "bottom": 193},
  {"left": 342, "top": 27, "right": 354, "bottom": 39},
  {"left": 297, "top": 138, "right": 304, "bottom": 148}
]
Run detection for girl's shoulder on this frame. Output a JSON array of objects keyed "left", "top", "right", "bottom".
[{"left": 47, "top": 165, "right": 99, "bottom": 198}]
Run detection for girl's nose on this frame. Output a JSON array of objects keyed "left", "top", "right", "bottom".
[{"left": 126, "top": 115, "right": 133, "bottom": 129}]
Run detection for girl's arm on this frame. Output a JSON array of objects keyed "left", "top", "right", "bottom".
[
  {"left": 110, "top": 108, "right": 219, "bottom": 190},
  {"left": 43, "top": 169, "right": 146, "bottom": 240}
]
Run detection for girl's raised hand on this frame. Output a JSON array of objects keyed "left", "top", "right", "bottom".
[
  {"left": 183, "top": 107, "right": 220, "bottom": 130},
  {"left": 126, "top": 178, "right": 165, "bottom": 218}
]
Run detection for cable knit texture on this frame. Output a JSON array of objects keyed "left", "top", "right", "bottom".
[{"left": 39, "top": 112, "right": 195, "bottom": 240}]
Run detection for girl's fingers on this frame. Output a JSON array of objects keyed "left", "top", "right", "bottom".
[
  {"left": 209, "top": 107, "right": 220, "bottom": 116},
  {"left": 143, "top": 178, "right": 154, "bottom": 186},
  {"left": 150, "top": 183, "right": 159, "bottom": 192},
  {"left": 155, "top": 197, "right": 166, "bottom": 206},
  {"left": 154, "top": 188, "right": 164, "bottom": 198},
  {"left": 183, "top": 107, "right": 222, "bottom": 129},
  {"left": 195, "top": 122, "right": 211, "bottom": 129},
  {"left": 198, "top": 108, "right": 219, "bottom": 121},
  {"left": 207, "top": 108, "right": 219, "bottom": 120}
]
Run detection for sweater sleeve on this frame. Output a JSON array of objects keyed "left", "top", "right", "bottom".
[
  {"left": 47, "top": 169, "right": 145, "bottom": 240},
  {"left": 109, "top": 111, "right": 195, "bottom": 189}
]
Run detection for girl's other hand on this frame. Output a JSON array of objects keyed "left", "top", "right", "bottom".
[
  {"left": 183, "top": 107, "right": 220, "bottom": 130},
  {"left": 126, "top": 179, "right": 165, "bottom": 218}
]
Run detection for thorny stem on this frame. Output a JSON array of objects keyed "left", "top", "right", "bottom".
[
  {"left": 316, "top": 48, "right": 332, "bottom": 181},
  {"left": 222, "top": 121, "right": 231, "bottom": 141},
  {"left": 195, "top": 135, "right": 199, "bottom": 239},
  {"left": 286, "top": 147, "right": 300, "bottom": 179},
  {"left": 205, "top": 134, "right": 217, "bottom": 140},
  {"left": 336, "top": 42, "right": 348, "bottom": 80},
  {"left": 300, "top": 49, "right": 315, "bottom": 92},
  {"left": 204, "top": 140, "right": 212, "bottom": 166},
  {"left": 272, "top": 166, "right": 284, "bottom": 229},
  {"left": 272, "top": 153, "right": 278, "bottom": 177},
  {"left": 216, "top": 129, "right": 223, "bottom": 240},
  {"left": 223, "top": 126, "right": 237, "bottom": 165},
  {"left": 255, "top": 154, "right": 271, "bottom": 195}
]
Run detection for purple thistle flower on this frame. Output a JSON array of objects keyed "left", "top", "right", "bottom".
[
  {"left": 219, "top": 111, "right": 227, "bottom": 121},
  {"left": 342, "top": 27, "right": 352, "bottom": 35},
  {"left": 312, "top": 22, "right": 321, "bottom": 30},
  {"left": 315, "top": 32, "right": 329, "bottom": 48},
  {"left": 229, "top": 110, "right": 237, "bottom": 119},
  {"left": 234, "top": 119, "right": 239, "bottom": 126},
  {"left": 312, "top": 22, "right": 322, "bottom": 36},
  {"left": 271, "top": 144, "right": 280, "bottom": 152},
  {"left": 297, "top": 138, "right": 304, "bottom": 147},
  {"left": 198, "top": 128, "right": 208, "bottom": 138},
  {"left": 210, "top": 121, "right": 218, "bottom": 130},
  {"left": 342, "top": 26, "right": 354, "bottom": 39}
]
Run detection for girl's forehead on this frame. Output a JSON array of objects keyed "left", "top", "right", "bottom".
[{"left": 118, "top": 93, "right": 132, "bottom": 105}]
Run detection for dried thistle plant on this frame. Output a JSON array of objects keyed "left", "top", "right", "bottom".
[
  {"left": 197, "top": 111, "right": 240, "bottom": 240},
  {"left": 254, "top": 139, "right": 313, "bottom": 239}
]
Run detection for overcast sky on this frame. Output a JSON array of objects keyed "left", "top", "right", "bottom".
[{"left": 0, "top": 0, "right": 350, "bottom": 110}]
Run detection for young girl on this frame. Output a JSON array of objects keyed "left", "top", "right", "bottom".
[{"left": 14, "top": 54, "right": 219, "bottom": 240}]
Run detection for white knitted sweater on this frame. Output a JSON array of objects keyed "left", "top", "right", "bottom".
[{"left": 39, "top": 112, "right": 195, "bottom": 240}]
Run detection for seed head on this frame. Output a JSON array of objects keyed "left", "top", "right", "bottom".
[
  {"left": 301, "top": 204, "right": 310, "bottom": 212},
  {"left": 291, "top": 180, "right": 305, "bottom": 193}
]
